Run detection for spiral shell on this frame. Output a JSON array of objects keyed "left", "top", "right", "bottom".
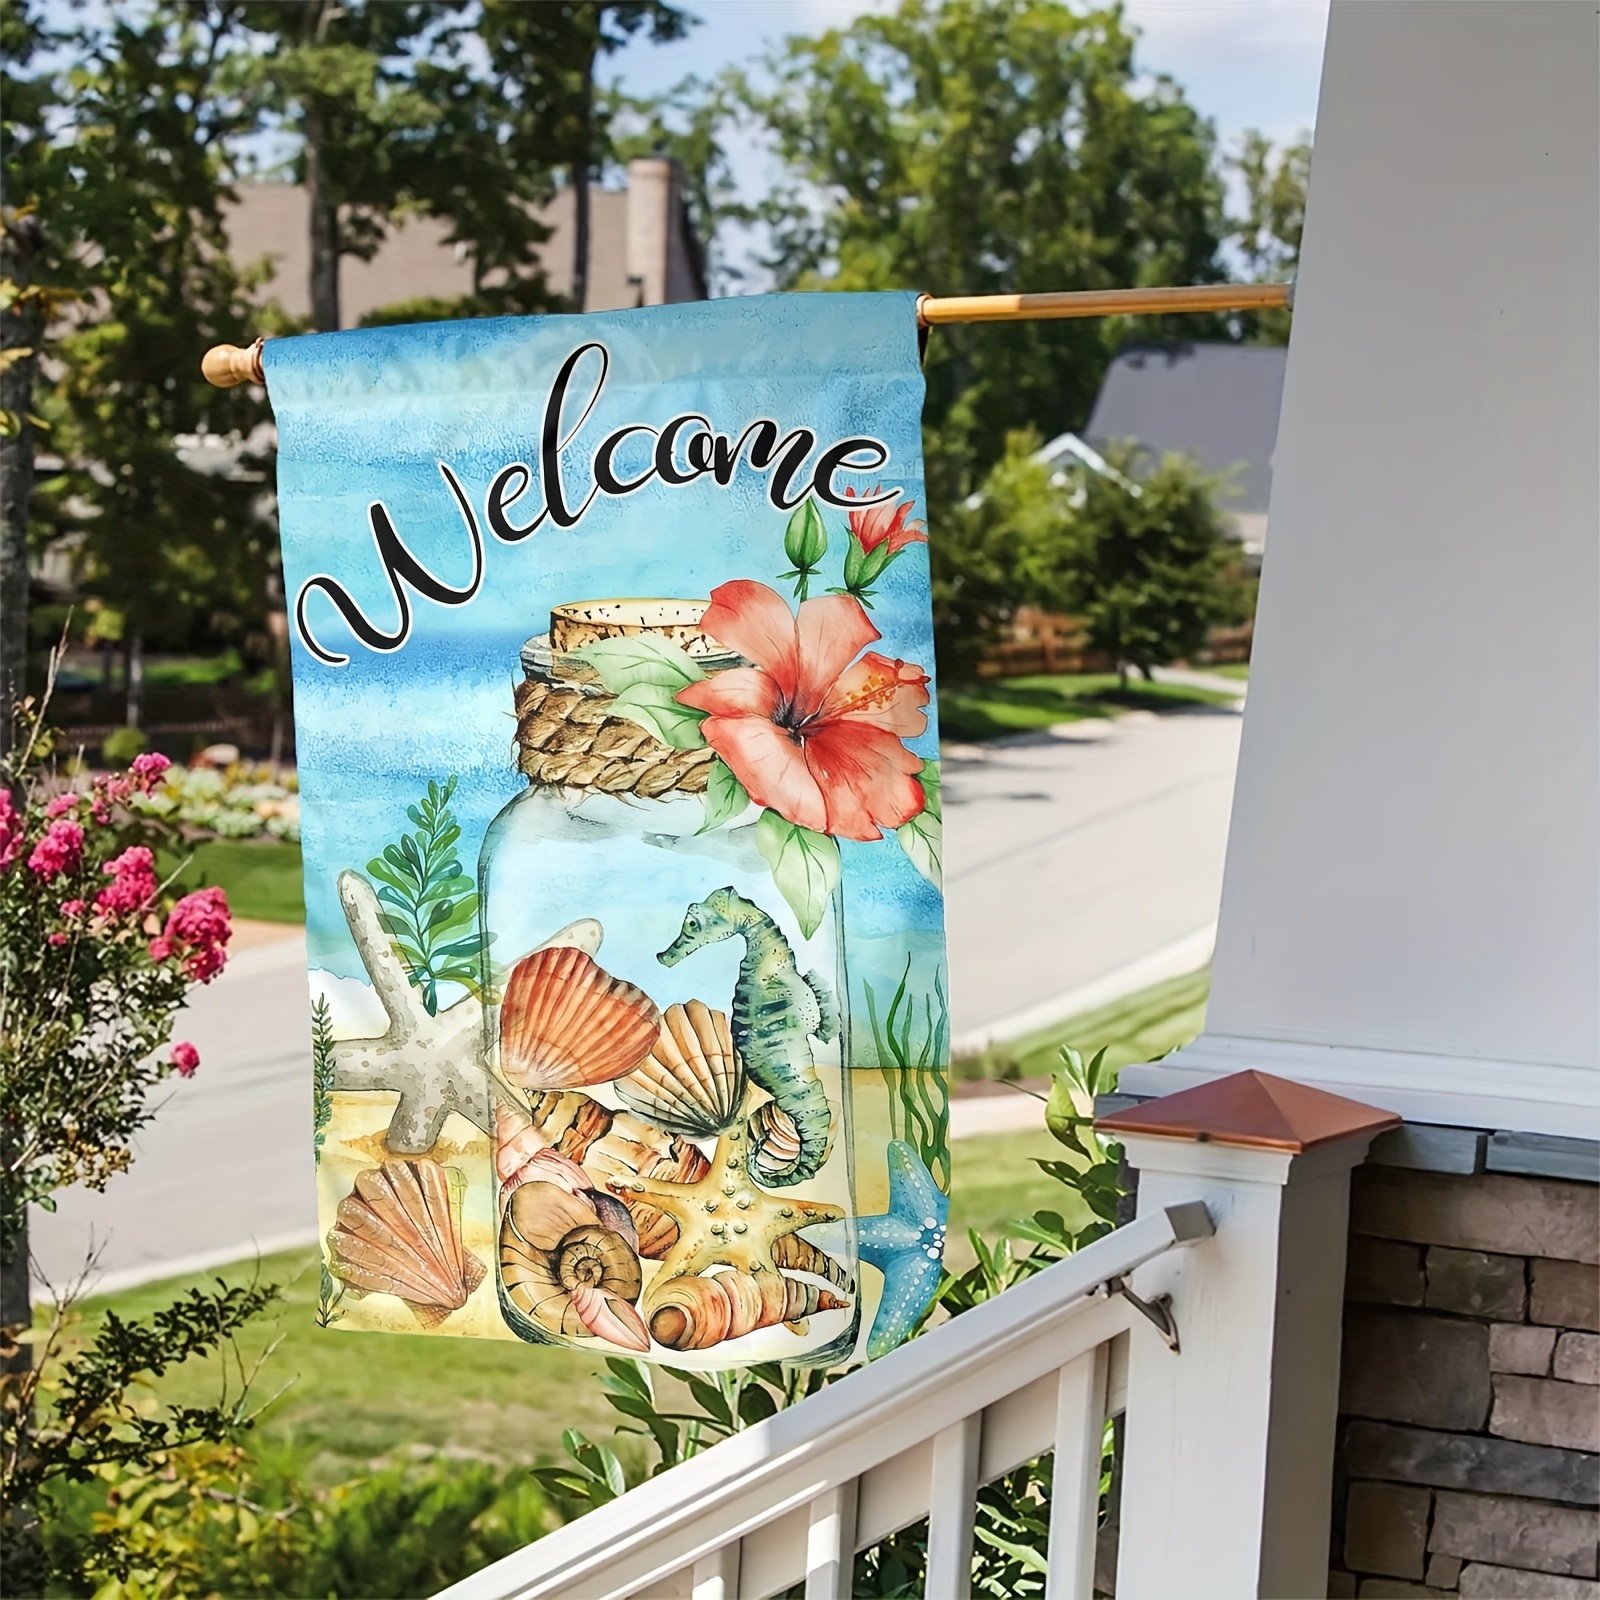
[
  {"left": 498, "top": 945, "right": 660, "bottom": 1091},
  {"left": 747, "top": 1100, "right": 804, "bottom": 1182},
  {"left": 328, "top": 1158, "right": 485, "bottom": 1328},
  {"left": 646, "top": 1270, "right": 849, "bottom": 1352},
  {"left": 498, "top": 1181, "right": 649, "bottom": 1350},
  {"left": 771, "top": 1233, "right": 855, "bottom": 1294},
  {"left": 614, "top": 1001, "right": 745, "bottom": 1137}
]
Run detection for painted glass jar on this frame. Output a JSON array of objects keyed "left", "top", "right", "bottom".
[{"left": 478, "top": 600, "right": 860, "bottom": 1370}]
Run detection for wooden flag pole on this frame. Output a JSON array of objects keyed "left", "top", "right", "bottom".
[{"left": 198, "top": 283, "right": 1293, "bottom": 388}]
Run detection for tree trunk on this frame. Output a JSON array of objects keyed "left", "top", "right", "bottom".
[
  {"left": 570, "top": 45, "right": 596, "bottom": 312},
  {"left": 305, "top": 108, "right": 340, "bottom": 333},
  {"left": 124, "top": 627, "right": 143, "bottom": 730},
  {"left": 0, "top": 211, "right": 43, "bottom": 767}
]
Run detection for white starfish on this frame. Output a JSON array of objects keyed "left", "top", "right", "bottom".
[{"left": 330, "top": 872, "right": 603, "bottom": 1154}]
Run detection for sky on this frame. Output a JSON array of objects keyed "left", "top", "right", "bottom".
[{"left": 604, "top": 0, "right": 1330, "bottom": 285}]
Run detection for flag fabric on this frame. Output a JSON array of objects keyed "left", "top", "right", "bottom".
[{"left": 272, "top": 293, "right": 949, "bottom": 1367}]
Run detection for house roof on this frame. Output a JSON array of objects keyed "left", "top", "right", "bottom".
[{"left": 1084, "top": 342, "right": 1288, "bottom": 515}]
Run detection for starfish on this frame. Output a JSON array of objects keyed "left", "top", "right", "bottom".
[
  {"left": 855, "top": 1140, "right": 949, "bottom": 1359},
  {"left": 608, "top": 1090, "right": 844, "bottom": 1303},
  {"left": 330, "top": 871, "right": 493, "bottom": 1154}
]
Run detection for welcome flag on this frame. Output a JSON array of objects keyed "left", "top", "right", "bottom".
[{"left": 271, "top": 293, "right": 949, "bottom": 1368}]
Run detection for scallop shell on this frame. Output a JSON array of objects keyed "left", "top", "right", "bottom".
[
  {"left": 498, "top": 1180, "right": 649, "bottom": 1350},
  {"left": 646, "top": 1270, "right": 849, "bottom": 1352},
  {"left": 498, "top": 945, "right": 660, "bottom": 1091},
  {"left": 614, "top": 1000, "right": 745, "bottom": 1137},
  {"left": 327, "top": 1158, "right": 485, "bottom": 1328}
]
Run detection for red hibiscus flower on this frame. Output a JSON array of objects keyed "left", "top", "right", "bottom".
[
  {"left": 846, "top": 487, "right": 926, "bottom": 556},
  {"left": 677, "top": 580, "right": 930, "bottom": 842}
]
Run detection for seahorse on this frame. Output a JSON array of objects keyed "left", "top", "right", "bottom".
[{"left": 658, "top": 886, "right": 836, "bottom": 1186}]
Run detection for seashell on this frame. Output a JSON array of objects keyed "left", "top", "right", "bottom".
[
  {"left": 614, "top": 1001, "right": 745, "bottom": 1138},
  {"left": 499, "top": 1180, "right": 649, "bottom": 1350},
  {"left": 747, "top": 1100, "right": 805, "bottom": 1183},
  {"left": 528, "top": 1090, "right": 617, "bottom": 1162},
  {"left": 498, "top": 945, "right": 660, "bottom": 1092},
  {"left": 328, "top": 1158, "right": 485, "bottom": 1328},
  {"left": 771, "top": 1233, "right": 856, "bottom": 1295},
  {"left": 624, "top": 1137, "right": 712, "bottom": 1259},
  {"left": 646, "top": 1269, "right": 848, "bottom": 1352}
]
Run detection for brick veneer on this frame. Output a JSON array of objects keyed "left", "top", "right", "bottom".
[{"left": 1329, "top": 1163, "right": 1600, "bottom": 1598}]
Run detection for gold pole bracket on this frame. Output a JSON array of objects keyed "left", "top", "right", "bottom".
[{"left": 201, "top": 337, "right": 265, "bottom": 389}]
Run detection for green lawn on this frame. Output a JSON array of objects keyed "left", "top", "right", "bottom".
[
  {"left": 166, "top": 838, "right": 306, "bottom": 923},
  {"left": 937, "top": 672, "right": 1238, "bottom": 743},
  {"left": 144, "top": 651, "right": 246, "bottom": 687},
  {"left": 1206, "top": 661, "right": 1251, "bottom": 681},
  {"left": 955, "top": 965, "right": 1210, "bottom": 1082}
]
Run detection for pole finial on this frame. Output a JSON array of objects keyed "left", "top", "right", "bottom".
[{"left": 201, "top": 338, "right": 264, "bottom": 389}]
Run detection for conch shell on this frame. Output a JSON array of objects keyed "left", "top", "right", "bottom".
[
  {"left": 499, "top": 1180, "right": 650, "bottom": 1350},
  {"left": 327, "top": 1158, "right": 485, "bottom": 1327},
  {"left": 646, "top": 1270, "right": 849, "bottom": 1352},
  {"left": 772, "top": 1233, "right": 855, "bottom": 1294},
  {"left": 614, "top": 1001, "right": 744, "bottom": 1137},
  {"left": 498, "top": 945, "right": 659, "bottom": 1091}
]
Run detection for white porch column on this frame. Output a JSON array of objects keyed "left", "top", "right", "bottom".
[
  {"left": 1121, "top": 0, "right": 1600, "bottom": 1135},
  {"left": 1103, "top": 1071, "right": 1397, "bottom": 1600}
]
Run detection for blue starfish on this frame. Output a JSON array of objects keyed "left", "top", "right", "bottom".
[{"left": 856, "top": 1140, "right": 949, "bottom": 1359}]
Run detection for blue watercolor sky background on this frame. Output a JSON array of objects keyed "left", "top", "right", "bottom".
[{"left": 269, "top": 291, "right": 945, "bottom": 1047}]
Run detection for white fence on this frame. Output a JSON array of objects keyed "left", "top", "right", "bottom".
[{"left": 436, "top": 1201, "right": 1213, "bottom": 1600}]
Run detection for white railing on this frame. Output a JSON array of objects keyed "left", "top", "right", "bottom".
[{"left": 436, "top": 1201, "right": 1214, "bottom": 1600}]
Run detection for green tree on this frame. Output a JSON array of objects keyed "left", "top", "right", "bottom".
[
  {"left": 29, "top": 3, "right": 275, "bottom": 727},
  {"left": 1046, "top": 445, "right": 1236, "bottom": 687},
  {"left": 723, "top": 0, "right": 1227, "bottom": 491},
  {"left": 1228, "top": 128, "right": 1310, "bottom": 343}
]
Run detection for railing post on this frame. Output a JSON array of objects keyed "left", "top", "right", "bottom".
[{"left": 1100, "top": 1071, "right": 1397, "bottom": 1599}]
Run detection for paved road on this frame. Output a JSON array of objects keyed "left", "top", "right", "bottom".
[{"left": 31, "top": 705, "right": 1242, "bottom": 1295}]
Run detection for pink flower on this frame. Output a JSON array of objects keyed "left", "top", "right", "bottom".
[
  {"left": 0, "top": 791, "right": 22, "bottom": 870},
  {"left": 28, "top": 819, "right": 85, "bottom": 881},
  {"left": 60, "top": 899, "right": 87, "bottom": 918},
  {"left": 170, "top": 1040, "right": 200, "bottom": 1077},
  {"left": 163, "top": 886, "right": 231, "bottom": 983},
  {"left": 48, "top": 931, "right": 68, "bottom": 947},
  {"left": 845, "top": 487, "right": 926, "bottom": 556},
  {"left": 96, "top": 845, "right": 158, "bottom": 916},
  {"left": 148, "top": 936, "right": 173, "bottom": 962},
  {"left": 46, "top": 793, "right": 79, "bottom": 818},
  {"left": 678, "top": 580, "right": 930, "bottom": 842},
  {"left": 130, "top": 752, "right": 171, "bottom": 790}
]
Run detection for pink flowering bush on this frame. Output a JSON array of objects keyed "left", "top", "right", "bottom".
[{"left": 0, "top": 713, "right": 228, "bottom": 1259}]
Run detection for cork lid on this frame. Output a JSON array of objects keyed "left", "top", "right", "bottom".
[{"left": 1096, "top": 1070, "right": 1400, "bottom": 1153}]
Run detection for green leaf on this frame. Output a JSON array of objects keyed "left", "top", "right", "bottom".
[
  {"left": 896, "top": 807, "right": 941, "bottom": 888},
  {"left": 606, "top": 682, "right": 709, "bottom": 750},
  {"left": 916, "top": 758, "right": 942, "bottom": 820},
  {"left": 1044, "top": 1073, "right": 1083, "bottom": 1146},
  {"left": 755, "top": 809, "right": 840, "bottom": 938},
  {"left": 576, "top": 634, "right": 708, "bottom": 696},
  {"left": 698, "top": 759, "right": 751, "bottom": 832}
]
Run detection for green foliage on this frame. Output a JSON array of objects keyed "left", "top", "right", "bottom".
[
  {"left": 895, "top": 758, "right": 942, "bottom": 888},
  {"left": 779, "top": 499, "right": 829, "bottom": 600},
  {"left": 577, "top": 632, "right": 710, "bottom": 749},
  {"left": 4, "top": 1280, "right": 280, "bottom": 1593},
  {"left": 311, "top": 995, "right": 335, "bottom": 1164},
  {"left": 713, "top": 0, "right": 1226, "bottom": 493},
  {"left": 754, "top": 809, "right": 841, "bottom": 939},
  {"left": 367, "top": 776, "right": 483, "bottom": 1015},
  {"left": 99, "top": 727, "right": 148, "bottom": 766},
  {"left": 1047, "top": 445, "right": 1237, "bottom": 685},
  {"left": 1227, "top": 128, "right": 1311, "bottom": 343},
  {"left": 865, "top": 954, "right": 951, "bottom": 1192}
]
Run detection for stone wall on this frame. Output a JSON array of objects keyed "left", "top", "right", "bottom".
[{"left": 1329, "top": 1154, "right": 1600, "bottom": 1598}]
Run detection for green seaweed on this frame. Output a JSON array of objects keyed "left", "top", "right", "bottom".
[
  {"left": 366, "top": 775, "right": 485, "bottom": 1015},
  {"left": 865, "top": 956, "right": 951, "bottom": 1192},
  {"left": 311, "top": 993, "right": 335, "bottom": 1165}
]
